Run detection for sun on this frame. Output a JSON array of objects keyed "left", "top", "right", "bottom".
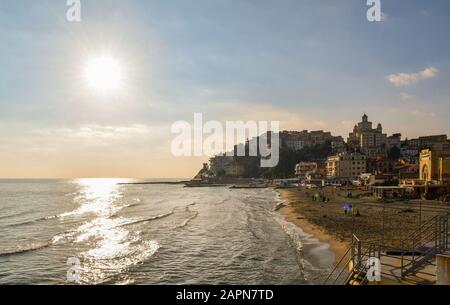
[{"left": 84, "top": 56, "right": 123, "bottom": 93}]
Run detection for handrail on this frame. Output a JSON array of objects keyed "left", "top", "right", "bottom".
[
  {"left": 346, "top": 244, "right": 376, "bottom": 285},
  {"left": 323, "top": 213, "right": 449, "bottom": 284},
  {"left": 322, "top": 246, "right": 352, "bottom": 285},
  {"left": 406, "top": 215, "right": 439, "bottom": 242},
  {"left": 400, "top": 213, "right": 449, "bottom": 278},
  {"left": 323, "top": 234, "right": 365, "bottom": 285}
]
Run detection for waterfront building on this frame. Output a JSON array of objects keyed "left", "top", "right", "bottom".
[
  {"left": 419, "top": 148, "right": 450, "bottom": 182},
  {"left": 326, "top": 152, "right": 367, "bottom": 179},
  {"left": 295, "top": 162, "right": 318, "bottom": 179}
]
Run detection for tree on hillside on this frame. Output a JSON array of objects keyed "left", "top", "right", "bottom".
[{"left": 388, "top": 146, "right": 401, "bottom": 160}]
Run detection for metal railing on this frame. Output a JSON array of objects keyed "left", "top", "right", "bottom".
[
  {"left": 323, "top": 235, "right": 379, "bottom": 285},
  {"left": 323, "top": 213, "right": 449, "bottom": 285},
  {"left": 399, "top": 213, "right": 449, "bottom": 278}
]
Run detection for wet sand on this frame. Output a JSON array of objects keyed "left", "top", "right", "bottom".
[{"left": 277, "top": 189, "right": 348, "bottom": 264}]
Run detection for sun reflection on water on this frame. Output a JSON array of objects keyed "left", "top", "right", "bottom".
[
  {"left": 63, "top": 179, "right": 129, "bottom": 218},
  {"left": 66, "top": 178, "right": 160, "bottom": 284}
]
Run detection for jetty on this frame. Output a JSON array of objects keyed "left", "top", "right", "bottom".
[
  {"left": 119, "top": 181, "right": 189, "bottom": 185},
  {"left": 229, "top": 184, "right": 269, "bottom": 189}
]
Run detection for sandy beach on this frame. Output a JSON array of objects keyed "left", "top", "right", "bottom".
[
  {"left": 277, "top": 190, "right": 348, "bottom": 264},
  {"left": 277, "top": 187, "right": 447, "bottom": 266}
]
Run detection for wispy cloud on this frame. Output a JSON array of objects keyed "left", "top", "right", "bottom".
[
  {"left": 341, "top": 120, "right": 353, "bottom": 126},
  {"left": 386, "top": 67, "right": 438, "bottom": 87},
  {"left": 33, "top": 124, "right": 153, "bottom": 143},
  {"left": 400, "top": 92, "right": 415, "bottom": 102},
  {"left": 410, "top": 109, "right": 436, "bottom": 118}
]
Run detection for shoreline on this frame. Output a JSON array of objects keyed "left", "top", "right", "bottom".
[
  {"left": 276, "top": 189, "right": 349, "bottom": 265},
  {"left": 274, "top": 186, "right": 445, "bottom": 285}
]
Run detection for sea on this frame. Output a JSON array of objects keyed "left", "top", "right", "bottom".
[{"left": 0, "top": 179, "right": 334, "bottom": 285}]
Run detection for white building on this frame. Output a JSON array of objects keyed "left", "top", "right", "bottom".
[{"left": 327, "top": 152, "right": 367, "bottom": 179}]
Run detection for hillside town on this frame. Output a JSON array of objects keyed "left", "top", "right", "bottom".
[{"left": 198, "top": 114, "right": 450, "bottom": 201}]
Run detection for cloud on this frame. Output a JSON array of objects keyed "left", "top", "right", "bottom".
[
  {"left": 386, "top": 67, "right": 438, "bottom": 87},
  {"left": 410, "top": 110, "right": 436, "bottom": 118},
  {"left": 32, "top": 124, "right": 153, "bottom": 144},
  {"left": 341, "top": 120, "right": 353, "bottom": 126},
  {"left": 400, "top": 93, "right": 415, "bottom": 102},
  {"left": 210, "top": 101, "right": 329, "bottom": 132}
]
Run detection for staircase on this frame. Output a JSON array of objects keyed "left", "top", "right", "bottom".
[
  {"left": 399, "top": 213, "right": 449, "bottom": 279},
  {"left": 323, "top": 213, "right": 449, "bottom": 285},
  {"left": 323, "top": 235, "right": 380, "bottom": 285}
]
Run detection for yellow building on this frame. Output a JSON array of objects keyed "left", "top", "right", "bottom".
[
  {"left": 326, "top": 152, "right": 366, "bottom": 179},
  {"left": 419, "top": 148, "right": 450, "bottom": 182},
  {"left": 440, "top": 157, "right": 450, "bottom": 181}
]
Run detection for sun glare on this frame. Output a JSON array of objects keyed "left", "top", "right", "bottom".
[{"left": 85, "top": 56, "right": 123, "bottom": 93}]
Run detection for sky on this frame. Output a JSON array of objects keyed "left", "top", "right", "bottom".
[{"left": 0, "top": 0, "right": 450, "bottom": 178}]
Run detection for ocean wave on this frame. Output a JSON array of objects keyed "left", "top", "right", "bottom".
[
  {"left": 274, "top": 202, "right": 285, "bottom": 211},
  {"left": 6, "top": 214, "right": 59, "bottom": 228},
  {"left": 0, "top": 228, "right": 77, "bottom": 256},
  {"left": 79, "top": 240, "right": 161, "bottom": 285},
  {"left": 0, "top": 241, "right": 53, "bottom": 257},
  {"left": 186, "top": 202, "right": 197, "bottom": 208},
  {"left": 53, "top": 200, "right": 137, "bottom": 220},
  {"left": 120, "top": 209, "right": 175, "bottom": 227},
  {"left": 174, "top": 205, "right": 199, "bottom": 229},
  {"left": 121, "top": 198, "right": 142, "bottom": 209},
  {"left": 51, "top": 230, "right": 78, "bottom": 244},
  {"left": 0, "top": 210, "right": 33, "bottom": 221},
  {"left": 176, "top": 212, "right": 199, "bottom": 229}
]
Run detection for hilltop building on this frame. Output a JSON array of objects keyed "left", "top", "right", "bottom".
[
  {"left": 209, "top": 154, "right": 234, "bottom": 176},
  {"left": 387, "top": 133, "right": 402, "bottom": 150},
  {"left": 280, "top": 130, "right": 336, "bottom": 151},
  {"left": 406, "top": 135, "right": 449, "bottom": 151},
  {"left": 347, "top": 114, "right": 387, "bottom": 156},
  {"left": 331, "top": 136, "right": 346, "bottom": 153}
]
